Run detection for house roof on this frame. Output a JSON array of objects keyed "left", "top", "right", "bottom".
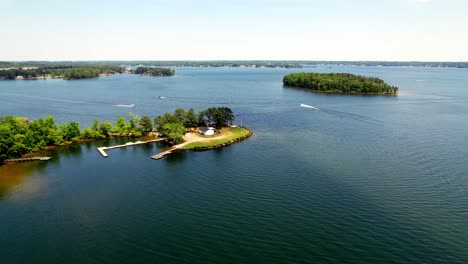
[{"left": 199, "top": 127, "right": 215, "bottom": 133}]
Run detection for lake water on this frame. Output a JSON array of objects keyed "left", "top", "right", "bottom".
[{"left": 0, "top": 67, "right": 467, "bottom": 263}]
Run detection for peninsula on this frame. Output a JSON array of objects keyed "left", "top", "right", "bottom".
[
  {"left": 0, "top": 107, "right": 252, "bottom": 164},
  {"left": 283, "top": 72, "right": 398, "bottom": 95}
]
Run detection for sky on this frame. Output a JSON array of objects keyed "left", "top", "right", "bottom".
[{"left": 1, "top": 0, "right": 467, "bottom": 61}]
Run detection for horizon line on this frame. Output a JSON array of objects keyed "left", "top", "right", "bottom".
[{"left": 2, "top": 59, "right": 468, "bottom": 63}]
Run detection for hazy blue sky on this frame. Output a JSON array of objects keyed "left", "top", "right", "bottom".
[{"left": 2, "top": 0, "right": 467, "bottom": 61}]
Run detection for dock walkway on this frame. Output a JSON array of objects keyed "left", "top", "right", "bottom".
[
  {"left": 151, "top": 146, "right": 179, "bottom": 160},
  {"left": 97, "top": 138, "right": 167, "bottom": 157},
  {"left": 5, "top": 157, "right": 51, "bottom": 162}
]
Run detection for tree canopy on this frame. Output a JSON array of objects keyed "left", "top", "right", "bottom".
[
  {"left": 0, "top": 114, "right": 154, "bottom": 163},
  {"left": 153, "top": 107, "right": 236, "bottom": 143},
  {"left": 133, "top": 67, "right": 175, "bottom": 76},
  {"left": 283, "top": 72, "right": 398, "bottom": 94},
  {"left": 0, "top": 65, "right": 123, "bottom": 80}
]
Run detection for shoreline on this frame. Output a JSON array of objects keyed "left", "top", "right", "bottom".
[
  {"left": 180, "top": 127, "right": 252, "bottom": 150},
  {"left": 284, "top": 86, "right": 398, "bottom": 96},
  {"left": 151, "top": 127, "right": 253, "bottom": 160},
  {"left": 3, "top": 134, "right": 160, "bottom": 165}
]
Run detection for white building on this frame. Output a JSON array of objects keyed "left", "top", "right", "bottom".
[{"left": 199, "top": 127, "right": 215, "bottom": 136}]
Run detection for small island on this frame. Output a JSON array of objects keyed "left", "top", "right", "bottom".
[
  {"left": 132, "top": 66, "right": 175, "bottom": 76},
  {"left": 283, "top": 72, "right": 398, "bottom": 95}
]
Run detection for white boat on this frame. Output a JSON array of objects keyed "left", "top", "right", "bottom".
[
  {"left": 300, "top": 103, "right": 320, "bottom": 110},
  {"left": 113, "top": 104, "right": 136, "bottom": 108}
]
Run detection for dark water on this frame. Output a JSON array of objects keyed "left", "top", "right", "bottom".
[{"left": 0, "top": 67, "right": 467, "bottom": 263}]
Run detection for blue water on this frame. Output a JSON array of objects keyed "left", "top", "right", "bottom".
[{"left": 0, "top": 66, "right": 467, "bottom": 263}]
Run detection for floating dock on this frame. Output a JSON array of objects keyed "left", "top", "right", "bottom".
[
  {"left": 5, "top": 157, "right": 51, "bottom": 162},
  {"left": 97, "top": 138, "right": 167, "bottom": 158}
]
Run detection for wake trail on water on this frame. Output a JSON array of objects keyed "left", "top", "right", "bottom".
[
  {"left": 300, "top": 103, "right": 381, "bottom": 125},
  {"left": 158, "top": 95, "right": 290, "bottom": 107},
  {"left": 0, "top": 92, "right": 137, "bottom": 108},
  {"left": 0, "top": 93, "right": 110, "bottom": 105}
]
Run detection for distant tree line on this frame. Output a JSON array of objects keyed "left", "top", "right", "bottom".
[
  {"left": 132, "top": 67, "right": 175, "bottom": 76},
  {"left": 283, "top": 72, "right": 398, "bottom": 94},
  {"left": 0, "top": 65, "right": 123, "bottom": 80},
  {"left": 2, "top": 60, "right": 468, "bottom": 69},
  {"left": 0, "top": 107, "right": 235, "bottom": 162}
]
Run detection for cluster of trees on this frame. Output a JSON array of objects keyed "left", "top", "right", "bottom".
[
  {"left": 0, "top": 114, "right": 152, "bottom": 163},
  {"left": 61, "top": 68, "right": 100, "bottom": 80},
  {"left": 283, "top": 73, "right": 399, "bottom": 94},
  {"left": 154, "top": 107, "right": 235, "bottom": 144},
  {"left": 133, "top": 67, "right": 175, "bottom": 76},
  {"left": 0, "top": 65, "right": 124, "bottom": 80}
]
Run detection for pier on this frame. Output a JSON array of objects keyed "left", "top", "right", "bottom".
[
  {"left": 5, "top": 157, "right": 51, "bottom": 163},
  {"left": 151, "top": 146, "right": 179, "bottom": 160},
  {"left": 97, "top": 138, "right": 167, "bottom": 158}
]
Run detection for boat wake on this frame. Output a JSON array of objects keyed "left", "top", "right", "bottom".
[
  {"left": 300, "top": 103, "right": 380, "bottom": 125},
  {"left": 113, "top": 104, "right": 136, "bottom": 108},
  {"left": 300, "top": 103, "right": 320, "bottom": 110}
]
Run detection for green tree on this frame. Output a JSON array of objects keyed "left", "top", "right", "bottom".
[
  {"left": 112, "top": 116, "right": 126, "bottom": 134},
  {"left": 174, "top": 108, "right": 187, "bottom": 124},
  {"left": 161, "top": 123, "right": 186, "bottom": 144},
  {"left": 82, "top": 126, "right": 93, "bottom": 139},
  {"left": 139, "top": 116, "right": 153, "bottom": 133},
  {"left": 92, "top": 119, "right": 100, "bottom": 131},
  {"left": 197, "top": 110, "right": 208, "bottom": 127},
  {"left": 61, "top": 122, "right": 81, "bottom": 141},
  {"left": 185, "top": 108, "right": 198, "bottom": 128},
  {"left": 154, "top": 113, "right": 179, "bottom": 132},
  {"left": 99, "top": 121, "right": 112, "bottom": 137}
]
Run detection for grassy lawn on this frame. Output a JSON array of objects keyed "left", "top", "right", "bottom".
[{"left": 182, "top": 127, "right": 250, "bottom": 149}]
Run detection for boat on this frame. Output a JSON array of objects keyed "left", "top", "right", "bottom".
[
  {"left": 300, "top": 103, "right": 320, "bottom": 110},
  {"left": 113, "top": 104, "right": 136, "bottom": 108},
  {"left": 159, "top": 96, "right": 166, "bottom": 99}
]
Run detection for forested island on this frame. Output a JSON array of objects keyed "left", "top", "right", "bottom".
[
  {"left": 132, "top": 66, "right": 175, "bottom": 76},
  {"left": 0, "top": 107, "right": 251, "bottom": 163},
  {"left": 283, "top": 73, "right": 398, "bottom": 95},
  {"left": 0, "top": 65, "right": 174, "bottom": 80}
]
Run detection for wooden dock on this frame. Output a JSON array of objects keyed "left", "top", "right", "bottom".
[
  {"left": 97, "top": 138, "right": 167, "bottom": 158},
  {"left": 151, "top": 146, "right": 179, "bottom": 160},
  {"left": 5, "top": 157, "right": 51, "bottom": 163}
]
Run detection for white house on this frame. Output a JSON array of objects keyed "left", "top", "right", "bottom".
[{"left": 199, "top": 127, "right": 215, "bottom": 136}]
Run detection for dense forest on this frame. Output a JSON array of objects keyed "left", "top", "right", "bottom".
[
  {"left": 0, "top": 114, "right": 152, "bottom": 163},
  {"left": 283, "top": 73, "right": 398, "bottom": 95},
  {"left": 0, "top": 107, "right": 235, "bottom": 163},
  {"left": 133, "top": 67, "right": 175, "bottom": 76}
]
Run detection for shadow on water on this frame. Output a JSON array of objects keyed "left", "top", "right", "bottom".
[
  {"left": 164, "top": 150, "right": 187, "bottom": 164},
  {"left": 0, "top": 162, "right": 48, "bottom": 200}
]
